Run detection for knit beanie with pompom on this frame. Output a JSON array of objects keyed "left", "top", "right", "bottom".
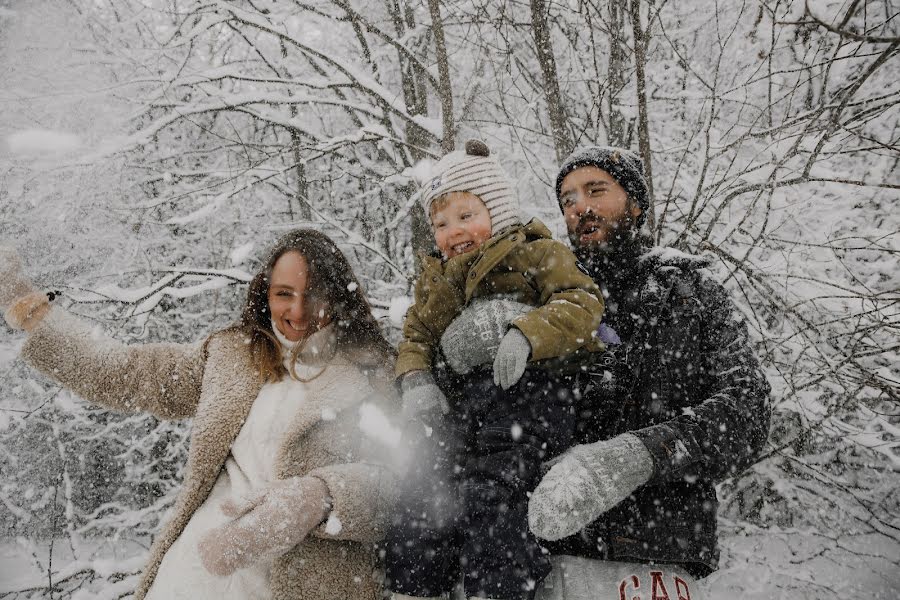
[{"left": 420, "top": 139, "right": 520, "bottom": 236}]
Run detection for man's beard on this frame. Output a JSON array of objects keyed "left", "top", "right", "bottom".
[{"left": 567, "top": 211, "right": 638, "bottom": 257}]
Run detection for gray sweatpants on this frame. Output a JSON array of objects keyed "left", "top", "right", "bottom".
[
  {"left": 534, "top": 556, "right": 704, "bottom": 600},
  {"left": 443, "top": 555, "right": 704, "bottom": 600}
]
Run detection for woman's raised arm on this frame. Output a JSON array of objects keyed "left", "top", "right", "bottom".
[{"left": 2, "top": 247, "right": 205, "bottom": 420}]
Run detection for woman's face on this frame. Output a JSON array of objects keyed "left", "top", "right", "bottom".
[{"left": 268, "top": 251, "right": 322, "bottom": 342}]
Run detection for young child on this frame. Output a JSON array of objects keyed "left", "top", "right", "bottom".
[{"left": 385, "top": 140, "right": 606, "bottom": 600}]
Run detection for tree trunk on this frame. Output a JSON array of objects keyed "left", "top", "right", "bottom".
[
  {"left": 428, "top": 0, "right": 455, "bottom": 154},
  {"left": 608, "top": 0, "right": 628, "bottom": 146},
  {"left": 530, "top": 0, "right": 573, "bottom": 161},
  {"left": 628, "top": 0, "right": 655, "bottom": 233},
  {"left": 388, "top": 0, "right": 435, "bottom": 265},
  {"left": 290, "top": 126, "right": 312, "bottom": 221}
]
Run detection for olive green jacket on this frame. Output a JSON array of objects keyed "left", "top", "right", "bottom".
[{"left": 397, "top": 219, "right": 605, "bottom": 377}]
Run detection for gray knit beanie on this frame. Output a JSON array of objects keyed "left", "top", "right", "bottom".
[
  {"left": 555, "top": 146, "right": 649, "bottom": 228},
  {"left": 421, "top": 139, "right": 521, "bottom": 236}
]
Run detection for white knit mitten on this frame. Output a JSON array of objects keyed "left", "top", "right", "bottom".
[
  {"left": 492, "top": 328, "right": 531, "bottom": 390},
  {"left": 528, "top": 434, "right": 654, "bottom": 541}
]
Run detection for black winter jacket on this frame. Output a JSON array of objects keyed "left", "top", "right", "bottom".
[{"left": 545, "top": 242, "right": 771, "bottom": 577}]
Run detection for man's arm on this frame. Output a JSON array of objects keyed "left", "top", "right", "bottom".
[
  {"left": 528, "top": 269, "right": 772, "bottom": 541},
  {"left": 631, "top": 270, "right": 772, "bottom": 484}
]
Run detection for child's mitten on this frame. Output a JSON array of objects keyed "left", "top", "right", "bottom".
[
  {"left": 528, "top": 433, "right": 654, "bottom": 541},
  {"left": 400, "top": 371, "right": 449, "bottom": 420},
  {"left": 492, "top": 328, "right": 531, "bottom": 390}
]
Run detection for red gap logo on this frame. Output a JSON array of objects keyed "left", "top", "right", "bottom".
[{"left": 619, "top": 570, "right": 693, "bottom": 600}]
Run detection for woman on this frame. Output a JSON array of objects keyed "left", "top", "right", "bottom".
[{"left": 0, "top": 230, "right": 398, "bottom": 600}]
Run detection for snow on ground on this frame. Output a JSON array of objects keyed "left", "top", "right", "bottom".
[
  {"left": 3, "top": 528, "right": 897, "bottom": 598},
  {"left": 0, "top": 537, "right": 145, "bottom": 599},
  {"left": 704, "top": 527, "right": 900, "bottom": 600}
]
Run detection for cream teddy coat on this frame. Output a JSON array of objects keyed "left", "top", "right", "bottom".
[{"left": 21, "top": 307, "right": 398, "bottom": 600}]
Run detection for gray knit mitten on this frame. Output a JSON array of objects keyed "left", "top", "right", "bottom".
[
  {"left": 528, "top": 433, "right": 654, "bottom": 541},
  {"left": 400, "top": 371, "right": 449, "bottom": 419},
  {"left": 0, "top": 246, "right": 37, "bottom": 309},
  {"left": 493, "top": 327, "right": 532, "bottom": 390},
  {"left": 440, "top": 297, "right": 532, "bottom": 374}
]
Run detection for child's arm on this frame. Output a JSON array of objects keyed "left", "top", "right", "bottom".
[
  {"left": 396, "top": 264, "right": 460, "bottom": 415},
  {"left": 396, "top": 296, "right": 452, "bottom": 417},
  {"left": 511, "top": 239, "right": 606, "bottom": 362},
  {"left": 395, "top": 260, "right": 464, "bottom": 378},
  {"left": 395, "top": 283, "right": 438, "bottom": 378},
  {"left": 396, "top": 300, "right": 438, "bottom": 377}
]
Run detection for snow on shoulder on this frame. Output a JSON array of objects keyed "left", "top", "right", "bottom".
[{"left": 641, "top": 245, "right": 712, "bottom": 270}]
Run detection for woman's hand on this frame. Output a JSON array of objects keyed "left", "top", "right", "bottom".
[
  {"left": 198, "top": 476, "right": 331, "bottom": 576},
  {"left": 0, "top": 246, "right": 39, "bottom": 310},
  {"left": 440, "top": 298, "right": 532, "bottom": 374},
  {"left": 5, "top": 292, "right": 50, "bottom": 331},
  {"left": 0, "top": 247, "right": 50, "bottom": 331}
]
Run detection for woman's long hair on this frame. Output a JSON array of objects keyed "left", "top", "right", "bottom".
[{"left": 233, "top": 229, "right": 396, "bottom": 382}]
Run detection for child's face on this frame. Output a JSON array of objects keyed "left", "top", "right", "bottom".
[{"left": 431, "top": 191, "right": 493, "bottom": 259}]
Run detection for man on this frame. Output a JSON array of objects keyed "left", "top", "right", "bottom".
[{"left": 439, "top": 147, "right": 771, "bottom": 599}]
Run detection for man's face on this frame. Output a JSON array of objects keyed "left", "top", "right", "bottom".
[{"left": 559, "top": 166, "right": 641, "bottom": 251}]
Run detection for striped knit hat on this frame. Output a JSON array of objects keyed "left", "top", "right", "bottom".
[{"left": 421, "top": 139, "right": 520, "bottom": 236}]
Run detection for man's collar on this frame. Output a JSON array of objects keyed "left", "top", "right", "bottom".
[{"left": 574, "top": 232, "right": 652, "bottom": 300}]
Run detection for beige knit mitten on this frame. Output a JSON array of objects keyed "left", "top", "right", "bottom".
[
  {"left": 197, "top": 476, "right": 331, "bottom": 576},
  {"left": 4, "top": 292, "right": 50, "bottom": 331},
  {"left": 0, "top": 246, "right": 39, "bottom": 310},
  {"left": 0, "top": 246, "right": 50, "bottom": 331}
]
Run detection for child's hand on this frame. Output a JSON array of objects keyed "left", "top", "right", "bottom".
[
  {"left": 493, "top": 328, "right": 531, "bottom": 390},
  {"left": 400, "top": 371, "right": 449, "bottom": 419}
]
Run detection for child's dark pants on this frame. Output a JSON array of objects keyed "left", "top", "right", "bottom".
[{"left": 385, "top": 367, "right": 576, "bottom": 600}]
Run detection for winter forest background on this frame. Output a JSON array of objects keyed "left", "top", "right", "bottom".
[{"left": 0, "top": 0, "right": 897, "bottom": 597}]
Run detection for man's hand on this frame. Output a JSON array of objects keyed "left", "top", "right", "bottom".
[
  {"left": 440, "top": 298, "right": 532, "bottom": 374},
  {"left": 528, "top": 434, "right": 654, "bottom": 541}
]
